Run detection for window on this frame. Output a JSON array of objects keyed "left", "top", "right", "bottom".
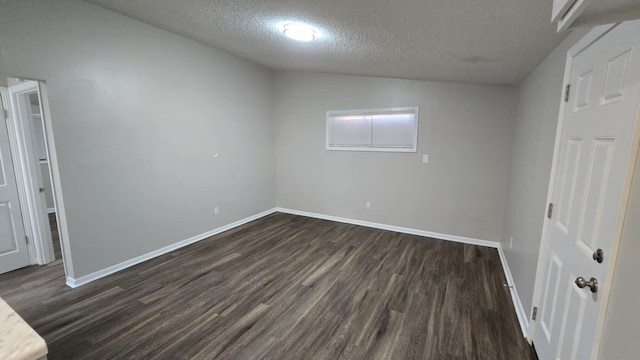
[{"left": 326, "top": 106, "right": 419, "bottom": 152}]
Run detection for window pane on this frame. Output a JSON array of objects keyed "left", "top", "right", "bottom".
[
  {"left": 329, "top": 115, "right": 372, "bottom": 146},
  {"left": 326, "top": 106, "right": 418, "bottom": 152},
  {"left": 371, "top": 113, "right": 415, "bottom": 147}
]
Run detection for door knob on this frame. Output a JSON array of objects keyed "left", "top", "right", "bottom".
[
  {"left": 575, "top": 277, "right": 598, "bottom": 293},
  {"left": 593, "top": 249, "right": 604, "bottom": 263}
]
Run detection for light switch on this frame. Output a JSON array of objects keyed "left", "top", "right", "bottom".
[{"left": 422, "top": 154, "right": 429, "bottom": 163}]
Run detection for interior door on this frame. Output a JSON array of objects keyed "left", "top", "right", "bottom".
[
  {"left": 0, "top": 89, "right": 31, "bottom": 274},
  {"left": 533, "top": 21, "right": 640, "bottom": 359},
  {"left": 8, "top": 81, "right": 54, "bottom": 264}
]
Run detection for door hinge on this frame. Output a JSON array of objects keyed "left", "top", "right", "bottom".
[
  {"left": 547, "top": 203, "right": 554, "bottom": 219},
  {"left": 25, "top": 236, "right": 30, "bottom": 245},
  {"left": 564, "top": 84, "right": 571, "bottom": 102},
  {"left": 532, "top": 306, "right": 538, "bottom": 321}
]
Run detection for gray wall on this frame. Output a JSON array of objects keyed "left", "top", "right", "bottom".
[
  {"left": 599, "top": 142, "right": 640, "bottom": 359},
  {"left": 499, "top": 29, "right": 588, "bottom": 314},
  {"left": 0, "top": 0, "right": 275, "bottom": 278},
  {"left": 274, "top": 72, "right": 518, "bottom": 242}
]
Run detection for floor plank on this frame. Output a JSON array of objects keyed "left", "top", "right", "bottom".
[{"left": 0, "top": 212, "right": 534, "bottom": 359}]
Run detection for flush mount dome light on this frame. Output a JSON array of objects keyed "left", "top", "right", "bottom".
[{"left": 283, "top": 23, "right": 316, "bottom": 42}]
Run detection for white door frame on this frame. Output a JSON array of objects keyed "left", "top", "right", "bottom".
[
  {"left": 38, "top": 81, "right": 75, "bottom": 279},
  {"left": 0, "top": 80, "right": 75, "bottom": 279},
  {"left": 1, "top": 87, "right": 43, "bottom": 264},
  {"left": 529, "top": 22, "right": 640, "bottom": 359},
  {"left": 4, "top": 83, "right": 53, "bottom": 265}
]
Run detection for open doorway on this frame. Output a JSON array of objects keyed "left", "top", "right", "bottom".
[
  {"left": 0, "top": 79, "right": 69, "bottom": 278},
  {"left": 28, "top": 89, "right": 61, "bottom": 261}
]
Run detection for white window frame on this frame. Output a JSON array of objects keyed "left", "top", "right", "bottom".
[{"left": 325, "top": 106, "right": 419, "bottom": 152}]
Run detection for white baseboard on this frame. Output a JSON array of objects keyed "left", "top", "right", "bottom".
[
  {"left": 274, "top": 207, "right": 530, "bottom": 338},
  {"left": 65, "top": 208, "right": 278, "bottom": 288},
  {"left": 497, "top": 245, "right": 529, "bottom": 338},
  {"left": 64, "top": 206, "right": 530, "bottom": 340},
  {"left": 274, "top": 207, "right": 500, "bottom": 248}
]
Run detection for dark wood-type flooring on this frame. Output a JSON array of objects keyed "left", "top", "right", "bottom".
[
  {"left": 50, "top": 212, "right": 62, "bottom": 260},
  {"left": 0, "top": 213, "right": 534, "bottom": 359}
]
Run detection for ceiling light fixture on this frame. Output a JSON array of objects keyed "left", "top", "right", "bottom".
[{"left": 283, "top": 23, "right": 316, "bottom": 42}]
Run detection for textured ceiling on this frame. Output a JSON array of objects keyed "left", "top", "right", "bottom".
[{"left": 83, "top": 0, "right": 569, "bottom": 86}]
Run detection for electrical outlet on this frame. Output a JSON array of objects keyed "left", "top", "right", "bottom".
[
  {"left": 365, "top": 202, "right": 371, "bottom": 210},
  {"left": 214, "top": 207, "right": 220, "bottom": 215},
  {"left": 509, "top": 236, "right": 514, "bottom": 249}
]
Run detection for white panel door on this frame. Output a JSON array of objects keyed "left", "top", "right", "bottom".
[
  {"left": 0, "top": 91, "right": 31, "bottom": 274},
  {"left": 534, "top": 21, "right": 640, "bottom": 360}
]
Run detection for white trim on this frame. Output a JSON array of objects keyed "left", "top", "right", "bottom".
[
  {"left": 552, "top": 0, "right": 579, "bottom": 23},
  {"left": 66, "top": 208, "right": 277, "bottom": 288},
  {"left": 6, "top": 81, "right": 56, "bottom": 265},
  {"left": 64, "top": 205, "right": 529, "bottom": 339},
  {"left": 46, "top": 208, "right": 55, "bottom": 214},
  {"left": 274, "top": 207, "right": 498, "bottom": 248},
  {"left": 37, "top": 81, "right": 74, "bottom": 277},
  {"left": 497, "top": 245, "right": 529, "bottom": 338},
  {"left": 2, "top": 87, "right": 36, "bottom": 263},
  {"left": 556, "top": 0, "right": 590, "bottom": 32}
]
